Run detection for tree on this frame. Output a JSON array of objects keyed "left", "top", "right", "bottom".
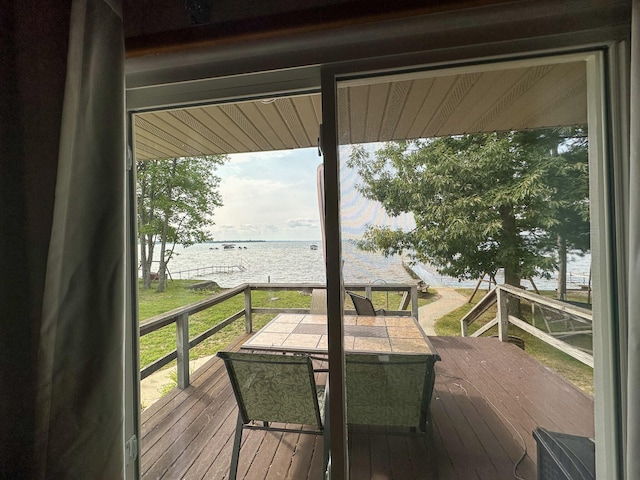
[
  {"left": 516, "top": 128, "right": 590, "bottom": 298},
  {"left": 347, "top": 129, "right": 588, "bottom": 289},
  {"left": 137, "top": 154, "right": 226, "bottom": 291}
]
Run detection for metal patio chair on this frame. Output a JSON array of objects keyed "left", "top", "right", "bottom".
[
  {"left": 347, "top": 291, "right": 386, "bottom": 316},
  {"left": 217, "top": 351, "right": 330, "bottom": 480}
]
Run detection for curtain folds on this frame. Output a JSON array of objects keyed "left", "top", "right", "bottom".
[
  {"left": 627, "top": 1, "right": 640, "bottom": 479},
  {"left": 34, "top": 0, "right": 125, "bottom": 478}
]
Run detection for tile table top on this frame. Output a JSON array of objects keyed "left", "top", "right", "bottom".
[{"left": 242, "top": 313, "right": 437, "bottom": 355}]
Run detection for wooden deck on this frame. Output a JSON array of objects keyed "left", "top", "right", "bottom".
[{"left": 140, "top": 335, "right": 594, "bottom": 480}]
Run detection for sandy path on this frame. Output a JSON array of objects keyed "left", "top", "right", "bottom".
[{"left": 418, "top": 287, "right": 468, "bottom": 335}]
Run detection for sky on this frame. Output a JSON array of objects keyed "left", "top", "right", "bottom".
[
  {"left": 207, "top": 145, "right": 415, "bottom": 242},
  {"left": 208, "top": 147, "right": 322, "bottom": 241}
]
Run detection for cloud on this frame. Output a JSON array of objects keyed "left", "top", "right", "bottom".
[
  {"left": 285, "top": 218, "right": 320, "bottom": 229},
  {"left": 209, "top": 221, "right": 308, "bottom": 241},
  {"left": 209, "top": 148, "right": 322, "bottom": 240},
  {"left": 216, "top": 223, "right": 260, "bottom": 233},
  {"left": 207, "top": 143, "right": 411, "bottom": 241},
  {"left": 229, "top": 150, "right": 292, "bottom": 164}
]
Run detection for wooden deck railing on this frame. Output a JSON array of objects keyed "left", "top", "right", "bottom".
[
  {"left": 139, "top": 282, "right": 418, "bottom": 388},
  {"left": 460, "top": 284, "right": 593, "bottom": 367}
]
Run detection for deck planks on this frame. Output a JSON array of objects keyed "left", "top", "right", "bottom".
[
  {"left": 141, "top": 335, "right": 594, "bottom": 480},
  {"left": 434, "top": 347, "right": 534, "bottom": 477},
  {"left": 264, "top": 428, "right": 302, "bottom": 480},
  {"left": 369, "top": 433, "right": 392, "bottom": 479},
  {"left": 433, "top": 338, "right": 592, "bottom": 445}
]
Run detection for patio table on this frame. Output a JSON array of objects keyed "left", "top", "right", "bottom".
[{"left": 241, "top": 313, "right": 438, "bottom": 355}]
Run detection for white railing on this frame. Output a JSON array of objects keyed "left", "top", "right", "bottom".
[{"left": 460, "top": 284, "right": 593, "bottom": 367}]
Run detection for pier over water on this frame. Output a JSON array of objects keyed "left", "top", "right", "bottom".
[{"left": 172, "top": 260, "right": 249, "bottom": 279}]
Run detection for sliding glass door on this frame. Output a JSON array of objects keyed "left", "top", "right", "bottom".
[
  {"left": 320, "top": 49, "right": 616, "bottom": 479},
  {"left": 125, "top": 46, "right": 620, "bottom": 479}
]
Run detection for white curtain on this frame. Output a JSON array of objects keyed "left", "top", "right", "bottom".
[
  {"left": 35, "top": 0, "right": 125, "bottom": 479},
  {"left": 627, "top": 1, "right": 640, "bottom": 478},
  {"left": 0, "top": 0, "right": 125, "bottom": 477},
  {"left": 34, "top": 0, "right": 125, "bottom": 477}
]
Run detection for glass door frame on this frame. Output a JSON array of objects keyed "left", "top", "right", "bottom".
[{"left": 125, "top": 42, "right": 627, "bottom": 480}]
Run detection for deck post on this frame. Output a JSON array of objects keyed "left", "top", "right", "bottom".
[
  {"left": 365, "top": 285, "right": 372, "bottom": 300},
  {"left": 176, "top": 312, "right": 190, "bottom": 388},
  {"left": 497, "top": 287, "right": 509, "bottom": 342},
  {"left": 244, "top": 285, "right": 252, "bottom": 333},
  {"left": 410, "top": 285, "right": 419, "bottom": 320}
]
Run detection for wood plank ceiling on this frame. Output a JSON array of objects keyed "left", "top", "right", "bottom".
[{"left": 133, "top": 61, "right": 586, "bottom": 161}]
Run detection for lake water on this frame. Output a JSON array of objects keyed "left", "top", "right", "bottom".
[
  {"left": 165, "top": 241, "right": 326, "bottom": 287},
  {"left": 160, "top": 241, "right": 591, "bottom": 290},
  {"left": 412, "top": 253, "right": 592, "bottom": 291},
  {"left": 162, "top": 241, "right": 414, "bottom": 287}
]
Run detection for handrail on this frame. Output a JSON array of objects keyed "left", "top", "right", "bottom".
[
  {"left": 459, "top": 286, "right": 497, "bottom": 336},
  {"left": 140, "top": 282, "right": 419, "bottom": 387},
  {"left": 140, "top": 283, "right": 248, "bottom": 335},
  {"left": 498, "top": 284, "right": 592, "bottom": 321},
  {"left": 460, "top": 285, "right": 593, "bottom": 367}
]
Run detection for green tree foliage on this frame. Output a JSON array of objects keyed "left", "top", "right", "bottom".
[
  {"left": 347, "top": 129, "right": 589, "bottom": 288},
  {"left": 137, "top": 155, "right": 226, "bottom": 291},
  {"left": 517, "top": 128, "right": 590, "bottom": 297}
]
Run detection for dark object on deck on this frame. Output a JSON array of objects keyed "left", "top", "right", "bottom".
[
  {"left": 533, "top": 427, "right": 595, "bottom": 480},
  {"left": 490, "top": 334, "right": 525, "bottom": 350},
  {"left": 347, "top": 291, "right": 386, "bottom": 316}
]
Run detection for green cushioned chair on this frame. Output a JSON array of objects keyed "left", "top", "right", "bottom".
[
  {"left": 345, "top": 353, "right": 441, "bottom": 477},
  {"left": 310, "top": 288, "right": 327, "bottom": 314},
  {"left": 345, "top": 353, "right": 440, "bottom": 433},
  {"left": 217, "top": 351, "right": 329, "bottom": 480}
]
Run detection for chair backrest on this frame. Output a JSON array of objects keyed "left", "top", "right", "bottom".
[
  {"left": 310, "top": 288, "right": 327, "bottom": 314},
  {"left": 345, "top": 353, "right": 439, "bottom": 432},
  {"left": 217, "top": 351, "right": 324, "bottom": 428},
  {"left": 347, "top": 291, "right": 377, "bottom": 316}
]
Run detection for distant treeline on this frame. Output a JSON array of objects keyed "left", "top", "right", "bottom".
[{"left": 205, "top": 240, "right": 266, "bottom": 243}]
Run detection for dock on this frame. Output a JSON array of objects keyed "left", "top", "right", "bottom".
[{"left": 172, "top": 262, "right": 248, "bottom": 279}]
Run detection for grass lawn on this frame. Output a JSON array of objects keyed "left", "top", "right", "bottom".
[{"left": 435, "top": 288, "right": 594, "bottom": 396}]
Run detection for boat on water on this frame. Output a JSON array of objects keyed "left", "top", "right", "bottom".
[
  {"left": 310, "top": 244, "right": 319, "bottom": 250},
  {"left": 223, "top": 243, "right": 235, "bottom": 249}
]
